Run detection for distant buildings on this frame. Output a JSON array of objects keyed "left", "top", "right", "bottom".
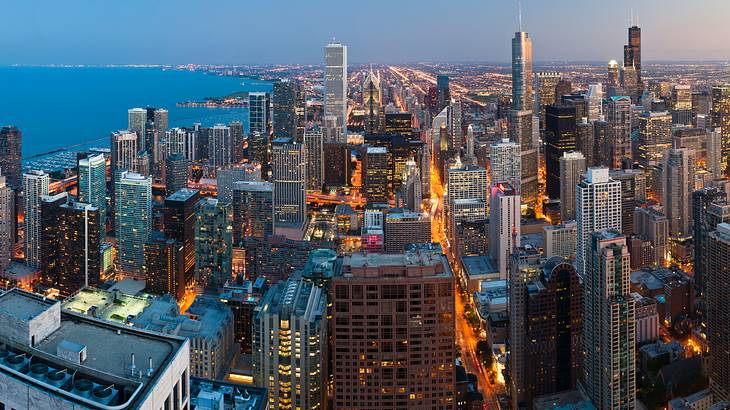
[
  {"left": 545, "top": 104, "right": 577, "bottom": 200},
  {"left": 253, "top": 277, "right": 327, "bottom": 410},
  {"left": 272, "top": 137, "right": 307, "bottom": 228},
  {"left": 324, "top": 41, "right": 348, "bottom": 139},
  {"left": 216, "top": 163, "right": 261, "bottom": 203},
  {"left": 710, "top": 85, "right": 730, "bottom": 174},
  {"left": 0, "top": 125, "right": 22, "bottom": 190},
  {"left": 304, "top": 126, "right": 324, "bottom": 191}
]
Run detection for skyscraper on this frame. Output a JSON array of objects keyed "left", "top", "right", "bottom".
[
  {"left": 304, "top": 125, "right": 324, "bottom": 191},
  {"left": 576, "top": 168, "right": 622, "bottom": 276},
  {"left": 216, "top": 163, "right": 262, "bottom": 203},
  {"left": 610, "top": 168, "right": 647, "bottom": 236},
  {"left": 0, "top": 174, "right": 12, "bottom": 274},
  {"left": 164, "top": 189, "right": 199, "bottom": 293},
  {"left": 0, "top": 125, "right": 22, "bottom": 190},
  {"left": 662, "top": 148, "right": 695, "bottom": 238},
  {"left": 22, "top": 170, "right": 49, "bottom": 269},
  {"left": 232, "top": 181, "right": 273, "bottom": 242},
  {"left": 208, "top": 124, "right": 232, "bottom": 169},
  {"left": 512, "top": 31, "right": 533, "bottom": 112},
  {"left": 559, "top": 151, "right": 587, "bottom": 222},
  {"left": 383, "top": 209, "right": 431, "bottom": 253},
  {"left": 437, "top": 74, "right": 451, "bottom": 113},
  {"left": 692, "top": 187, "right": 729, "bottom": 296},
  {"left": 623, "top": 25, "right": 642, "bottom": 102},
  {"left": 607, "top": 60, "right": 620, "bottom": 95},
  {"left": 580, "top": 230, "right": 636, "bottom": 408},
  {"left": 510, "top": 110, "right": 539, "bottom": 212},
  {"left": 637, "top": 111, "right": 672, "bottom": 198},
  {"left": 489, "top": 138, "right": 521, "bottom": 191},
  {"left": 144, "top": 232, "right": 184, "bottom": 299},
  {"left": 253, "top": 277, "right": 327, "bottom": 410},
  {"left": 490, "top": 182, "right": 521, "bottom": 279},
  {"left": 195, "top": 198, "right": 233, "bottom": 289},
  {"left": 711, "top": 85, "right": 730, "bottom": 175},
  {"left": 607, "top": 96, "right": 632, "bottom": 169},
  {"left": 449, "top": 98, "right": 463, "bottom": 151},
  {"left": 272, "top": 137, "right": 306, "bottom": 227},
  {"left": 128, "top": 107, "right": 147, "bottom": 150},
  {"left": 272, "top": 79, "right": 300, "bottom": 139},
  {"left": 545, "top": 104, "right": 578, "bottom": 200},
  {"left": 707, "top": 222, "right": 730, "bottom": 402},
  {"left": 325, "top": 41, "right": 348, "bottom": 139},
  {"left": 165, "top": 153, "right": 189, "bottom": 195},
  {"left": 230, "top": 120, "right": 245, "bottom": 163},
  {"left": 248, "top": 92, "right": 270, "bottom": 136},
  {"left": 115, "top": 171, "right": 151, "bottom": 278},
  {"left": 332, "top": 248, "right": 456, "bottom": 409},
  {"left": 363, "top": 146, "right": 389, "bottom": 204},
  {"left": 576, "top": 118, "right": 595, "bottom": 166},
  {"left": 534, "top": 71, "right": 561, "bottom": 126},
  {"left": 110, "top": 129, "right": 140, "bottom": 174},
  {"left": 77, "top": 153, "right": 107, "bottom": 242},
  {"left": 363, "top": 68, "right": 382, "bottom": 134}
]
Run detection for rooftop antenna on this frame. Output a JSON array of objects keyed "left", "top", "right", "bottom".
[{"left": 518, "top": 0, "right": 523, "bottom": 32}]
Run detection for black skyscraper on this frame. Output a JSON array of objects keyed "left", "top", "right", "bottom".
[
  {"left": 0, "top": 126, "right": 22, "bottom": 191},
  {"left": 545, "top": 105, "right": 577, "bottom": 200}
]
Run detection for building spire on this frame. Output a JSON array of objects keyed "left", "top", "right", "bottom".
[{"left": 518, "top": 0, "right": 523, "bottom": 32}]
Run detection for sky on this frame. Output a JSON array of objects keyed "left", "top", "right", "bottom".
[{"left": 1, "top": 0, "right": 729, "bottom": 65}]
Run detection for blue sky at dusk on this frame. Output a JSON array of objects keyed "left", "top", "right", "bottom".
[{"left": 1, "top": 0, "right": 728, "bottom": 65}]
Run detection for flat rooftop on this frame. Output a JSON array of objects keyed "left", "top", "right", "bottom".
[
  {"left": 63, "top": 287, "right": 151, "bottom": 324},
  {"left": 461, "top": 255, "right": 498, "bottom": 276},
  {"left": 0, "top": 289, "right": 58, "bottom": 320}
]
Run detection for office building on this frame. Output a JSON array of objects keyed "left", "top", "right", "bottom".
[
  {"left": 623, "top": 25, "right": 642, "bottom": 101},
  {"left": 164, "top": 153, "right": 189, "bottom": 195},
  {"left": 144, "top": 232, "right": 185, "bottom": 300},
  {"left": 707, "top": 223, "right": 730, "bottom": 401},
  {"left": 272, "top": 137, "right": 307, "bottom": 227},
  {"left": 323, "top": 142, "right": 350, "bottom": 189},
  {"left": 489, "top": 138, "right": 521, "bottom": 192},
  {"left": 165, "top": 127, "right": 198, "bottom": 162},
  {"left": 662, "top": 148, "right": 695, "bottom": 238},
  {"left": 363, "top": 68, "right": 382, "bottom": 134},
  {"left": 610, "top": 169, "right": 647, "bottom": 235},
  {"left": 711, "top": 85, "right": 730, "bottom": 175},
  {"left": 576, "top": 168, "right": 622, "bottom": 276},
  {"left": 607, "top": 60, "right": 620, "bottom": 95},
  {"left": 231, "top": 181, "right": 273, "bottom": 242},
  {"left": 634, "top": 206, "right": 669, "bottom": 268},
  {"left": 253, "top": 277, "right": 327, "bottom": 410},
  {"left": 363, "top": 146, "right": 389, "bottom": 203},
  {"left": 0, "top": 288, "right": 191, "bottom": 410},
  {"left": 208, "top": 124, "right": 232, "bottom": 169},
  {"left": 384, "top": 112, "right": 413, "bottom": 136},
  {"left": 544, "top": 221, "right": 578, "bottom": 259},
  {"left": 216, "top": 163, "right": 261, "bottom": 204},
  {"left": 693, "top": 187, "right": 729, "bottom": 296},
  {"left": 243, "top": 235, "right": 322, "bottom": 284},
  {"left": 218, "top": 278, "right": 267, "bottom": 353},
  {"left": 77, "top": 153, "right": 107, "bottom": 242},
  {"left": 510, "top": 110, "right": 539, "bottom": 213},
  {"left": 490, "top": 183, "right": 521, "bottom": 279},
  {"left": 115, "top": 171, "right": 152, "bottom": 279},
  {"left": 575, "top": 118, "right": 595, "bottom": 167},
  {"left": 383, "top": 209, "right": 431, "bottom": 253},
  {"left": 272, "top": 79, "right": 300, "bottom": 139},
  {"left": 0, "top": 125, "right": 22, "bottom": 190},
  {"left": 448, "top": 163, "right": 488, "bottom": 204},
  {"left": 559, "top": 152, "right": 586, "bottom": 222},
  {"left": 637, "top": 111, "right": 672, "bottom": 197},
  {"left": 534, "top": 72, "right": 561, "bottom": 126},
  {"left": 128, "top": 107, "right": 147, "bottom": 150},
  {"left": 332, "top": 248, "right": 456, "bottom": 409},
  {"left": 249, "top": 92, "right": 270, "bottom": 136},
  {"left": 304, "top": 125, "right": 324, "bottom": 191},
  {"left": 672, "top": 84, "right": 692, "bottom": 111},
  {"left": 110, "top": 130, "right": 140, "bottom": 175},
  {"left": 195, "top": 198, "right": 232, "bottom": 290},
  {"left": 512, "top": 31, "right": 533, "bottom": 111},
  {"left": 607, "top": 96, "right": 632, "bottom": 169},
  {"left": 585, "top": 84, "right": 603, "bottom": 121},
  {"left": 0, "top": 174, "right": 12, "bottom": 274},
  {"left": 449, "top": 99, "right": 463, "bottom": 151},
  {"left": 23, "top": 170, "right": 49, "bottom": 269},
  {"left": 40, "top": 195, "right": 101, "bottom": 298},
  {"left": 545, "top": 104, "right": 578, "bottom": 200},
  {"left": 134, "top": 296, "right": 234, "bottom": 380},
  {"left": 164, "top": 189, "right": 199, "bottom": 292},
  {"left": 325, "top": 41, "right": 348, "bottom": 139},
  {"left": 579, "top": 230, "right": 636, "bottom": 409}
]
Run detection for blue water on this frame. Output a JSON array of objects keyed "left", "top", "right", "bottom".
[{"left": 0, "top": 67, "right": 272, "bottom": 157}]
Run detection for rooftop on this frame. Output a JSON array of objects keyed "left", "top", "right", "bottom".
[
  {"left": 461, "top": 255, "right": 498, "bottom": 277},
  {"left": 166, "top": 188, "right": 199, "bottom": 202},
  {"left": 190, "top": 377, "right": 267, "bottom": 410},
  {"left": 63, "top": 287, "right": 151, "bottom": 324},
  {"left": 0, "top": 288, "right": 58, "bottom": 320}
]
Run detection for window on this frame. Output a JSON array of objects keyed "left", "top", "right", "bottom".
[
  {"left": 182, "top": 370, "right": 188, "bottom": 401},
  {"left": 335, "top": 285, "right": 349, "bottom": 299}
]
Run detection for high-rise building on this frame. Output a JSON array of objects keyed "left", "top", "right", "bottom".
[
  {"left": 363, "top": 68, "right": 382, "bottom": 134},
  {"left": 559, "top": 151, "right": 587, "bottom": 222},
  {"left": 383, "top": 209, "right": 431, "bottom": 253},
  {"left": 555, "top": 79, "right": 572, "bottom": 101},
  {"left": 607, "top": 96, "right": 632, "bottom": 169},
  {"left": 672, "top": 84, "right": 692, "bottom": 111},
  {"left": 0, "top": 125, "right": 22, "bottom": 190},
  {"left": 576, "top": 168, "right": 622, "bottom": 276},
  {"left": 508, "top": 245, "right": 542, "bottom": 408},
  {"left": 208, "top": 124, "right": 232, "bottom": 169},
  {"left": 449, "top": 98, "right": 463, "bottom": 151},
  {"left": 77, "top": 153, "right": 107, "bottom": 242},
  {"left": 610, "top": 169, "right": 647, "bottom": 236},
  {"left": 115, "top": 171, "right": 151, "bottom": 278},
  {"left": 534, "top": 72, "right": 561, "bottom": 126},
  {"left": 397, "top": 159, "right": 422, "bottom": 212},
  {"left": 707, "top": 223, "right": 730, "bottom": 401},
  {"left": 216, "top": 163, "right": 262, "bottom": 203},
  {"left": 545, "top": 104, "right": 578, "bottom": 200},
  {"left": 128, "top": 107, "right": 147, "bottom": 150},
  {"left": 384, "top": 112, "right": 413, "bottom": 136},
  {"left": 512, "top": 256, "right": 582, "bottom": 408},
  {"left": 272, "top": 79, "right": 300, "bottom": 139},
  {"left": 363, "top": 146, "right": 389, "bottom": 204},
  {"left": 510, "top": 110, "right": 539, "bottom": 212},
  {"left": 40, "top": 195, "right": 101, "bottom": 297},
  {"left": 332, "top": 248, "right": 456, "bottom": 409},
  {"left": 692, "top": 187, "right": 729, "bottom": 296},
  {"left": 272, "top": 137, "right": 306, "bottom": 227},
  {"left": 230, "top": 120, "right": 245, "bottom": 163},
  {"left": 512, "top": 31, "right": 533, "bottom": 112},
  {"left": 164, "top": 188, "right": 199, "bottom": 292},
  {"left": 490, "top": 183, "right": 521, "bottom": 279},
  {"left": 144, "top": 232, "right": 184, "bottom": 299},
  {"left": 543, "top": 221, "right": 578, "bottom": 259},
  {"left": 253, "top": 276, "right": 327, "bottom": 410},
  {"left": 607, "top": 60, "right": 620, "bottom": 96},
  {"left": 585, "top": 84, "right": 603, "bottom": 121},
  {"left": 637, "top": 111, "right": 672, "bottom": 197},
  {"left": 232, "top": 181, "right": 273, "bottom": 242},
  {"left": 593, "top": 119, "right": 610, "bottom": 167},
  {"left": 195, "top": 198, "right": 232, "bottom": 290},
  {"left": 711, "top": 85, "right": 730, "bottom": 175},
  {"left": 248, "top": 92, "right": 270, "bottom": 136},
  {"left": 23, "top": 170, "right": 49, "bottom": 269},
  {"left": 304, "top": 125, "right": 324, "bottom": 191},
  {"left": 325, "top": 41, "right": 348, "bottom": 139},
  {"left": 110, "top": 130, "right": 139, "bottom": 176},
  {"left": 165, "top": 153, "right": 189, "bottom": 195},
  {"left": 580, "top": 230, "right": 636, "bottom": 408},
  {"left": 634, "top": 206, "right": 669, "bottom": 267},
  {"left": 219, "top": 279, "right": 267, "bottom": 353},
  {"left": 323, "top": 142, "right": 350, "bottom": 189},
  {"left": 164, "top": 127, "right": 197, "bottom": 161},
  {"left": 662, "top": 148, "right": 695, "bottom": 238},
  {"left": 0, "top": 174, "right": 13, "bottom": 274},
  {"left": 489, "top": 138, "right": 521, "bottom": 191},
  {"left": 576, "top": 118, "right": 595, "bottom": 167},
  {"left": 465, "top": 124, "right": 476, "bottom": 163},
  {"left": 623, "top": 25, "right": 642, "bottom": 102}
]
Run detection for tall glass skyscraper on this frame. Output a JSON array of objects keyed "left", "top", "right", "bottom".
[
  {"left": 272, "top": 137, "right": 306, "bottom": 227},
  {"left": 512, "top": 31, "right": 533, "bottom": 112},
  {"left": 324, "top": 41, "right": 348, "bottom": 139},
  {"left": 115, "top": 171, "right": 151, "bottom": 279},
  {"left": 23, "top": 170, "right": 49, "bottom": 269},
  {"left": 78, "top": 153, "right": 107, "bottom": 242},
  {"left": 195, "top": 198, "right": 232, "bottom": 290}
]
